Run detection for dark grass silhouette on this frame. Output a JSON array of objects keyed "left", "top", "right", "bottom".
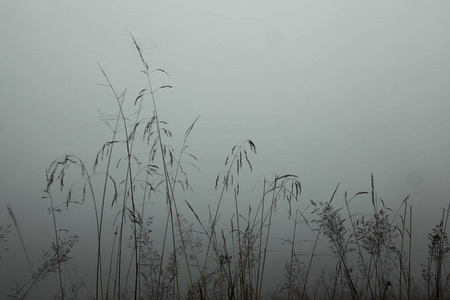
[{"left": 3, "top": 35, "right": 450, "bottom": 300}]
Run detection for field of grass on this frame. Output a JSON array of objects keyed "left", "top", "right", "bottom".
[{"left": 2, "top": 35, "right": 450, "bottom": 300}]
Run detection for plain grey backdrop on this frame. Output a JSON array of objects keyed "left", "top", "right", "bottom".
[{"left": 1, "top": 0, "right": 450, "bottom": 297}]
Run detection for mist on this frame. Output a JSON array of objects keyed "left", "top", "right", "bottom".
[{"left": 1, "top": 1, "right": 450, "bottom": 299}]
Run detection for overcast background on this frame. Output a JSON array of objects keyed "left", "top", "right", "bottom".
[{"left": 1, "top": 0, "right": 450, "bottom": 298}]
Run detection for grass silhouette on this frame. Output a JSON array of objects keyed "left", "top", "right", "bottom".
[{"left": 2, "top": 35, "right": 450, "bottom": 300}]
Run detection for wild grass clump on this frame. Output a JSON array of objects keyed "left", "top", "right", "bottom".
[{"left": 3, "top": 34, "right": 450, "bottom": 300}]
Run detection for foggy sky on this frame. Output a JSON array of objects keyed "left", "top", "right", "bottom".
[{"left": 1, "top": 0, "right": 450, "bottom": 298}]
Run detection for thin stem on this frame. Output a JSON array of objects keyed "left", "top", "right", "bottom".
[{"left": 45, "top": 188, "right": 64, "bottom": 300}]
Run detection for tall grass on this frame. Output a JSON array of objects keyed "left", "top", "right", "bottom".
[{"left": 3, "top": 35, "right": 450, "bottom": 300}]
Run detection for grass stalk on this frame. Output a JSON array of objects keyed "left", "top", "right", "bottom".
[
  {"left": 287, "top": 210, "right": 299, "bottom": 300},
  {"left": 43, "top": 185, "right": 64, "bottom": 300},
  {"left": 399, "top": 201, "right": 408, "bottom": 300},
  {"left": 128, "top": 33, "right": 196, "bottom": 298},
  {"left": 98, "top": 65, "right": 139, "bottom": 300},
  {"left": 7, "top": 205, "right": 41, "bottom": 299},
  {"left": 408, "top": 205, "right": 412, "bottom": 300},
  {"left": 95, "top": 64, "right": 125, "bottom": 300},
  {"left": 257, "top": 176, "right": 278, "bottom": 298}
]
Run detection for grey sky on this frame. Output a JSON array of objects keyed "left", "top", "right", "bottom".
[{"left": 1, "top": 0, "right": 450, "bottom": 298}]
